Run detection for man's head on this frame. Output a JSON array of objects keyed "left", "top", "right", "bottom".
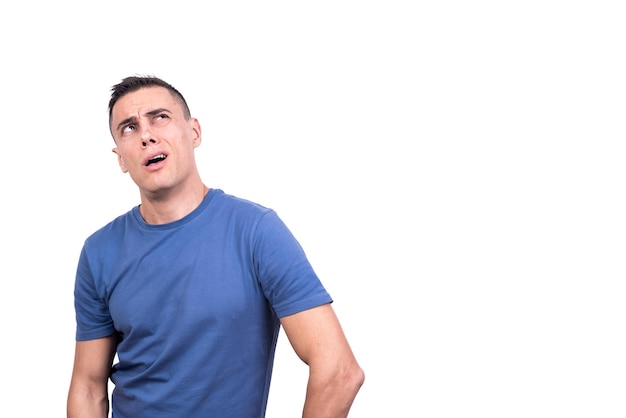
[
  {"left": 108, "top": 75, "right": 202, "bottom": 196},
  {"left": 109, "top": 75, "right": 191, "bottom": 135}
]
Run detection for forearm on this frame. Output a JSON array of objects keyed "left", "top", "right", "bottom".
[
  {"left": 302, "top": 364, "right": 365, "bottom": 418},
  {"left": 67, "top": 386, "right": 109, "bottom": 418}
]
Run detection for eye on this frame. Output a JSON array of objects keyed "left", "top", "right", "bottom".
[
  {"left": 121, "top": 124, "right": 136, "bottom": 134},
  {"left": 153, "top": 113, "right": 171, "bottom": 125}
]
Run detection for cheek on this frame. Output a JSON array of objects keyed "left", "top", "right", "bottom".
[{"left": 117, "top": 153, "right": 129, "bottom": 173}]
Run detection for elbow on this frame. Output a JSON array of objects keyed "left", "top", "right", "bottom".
[
  {"left": 349, "top": 362, "right": 365, "bottom": 394},
  {"left": 336, "top": 361, "right": 365, "bottom": 414},
  {"left": 333, "top": 359, "right": 364, "bottom": 398}
]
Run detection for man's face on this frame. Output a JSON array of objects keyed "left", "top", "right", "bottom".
[{"left": 110, "top": 86, "right": 201, "bottom": 195}]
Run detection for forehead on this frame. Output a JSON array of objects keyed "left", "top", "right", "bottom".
[{"left": 111, "top": 86, "right": 181, "bottom": 121}]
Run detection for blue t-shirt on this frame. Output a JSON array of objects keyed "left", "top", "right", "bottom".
[{"left": 74, "top": 189, "right": 332, "bottom": 417}]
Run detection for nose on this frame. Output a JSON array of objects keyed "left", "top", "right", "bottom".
[{"left": 140, "top": 125, "right": 158, "bottom": 147}]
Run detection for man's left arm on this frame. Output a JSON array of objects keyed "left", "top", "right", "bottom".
[{"left": 280, "top": 303, "right": 365, "bottom": 418}]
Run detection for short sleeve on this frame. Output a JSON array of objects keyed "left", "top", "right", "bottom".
[{"left": 252, "top": 211, "right": 332, "bottom": 318}]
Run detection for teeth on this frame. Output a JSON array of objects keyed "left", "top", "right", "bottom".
[{"left": 147, "top": 154, "right": 166, "bottom": 166}]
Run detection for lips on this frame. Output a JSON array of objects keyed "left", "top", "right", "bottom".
[{"left": 144, "top": 153, "right": 167, "bottom": 166}]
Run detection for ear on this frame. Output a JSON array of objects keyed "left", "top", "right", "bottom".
[
  {"left": 112, "top": 147, "right": 129, "bottom": 173},
  {"left": 190, "top": 118, "right": 202, "bottom": 148}
]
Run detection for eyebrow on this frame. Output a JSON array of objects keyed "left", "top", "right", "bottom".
[{"left": 115, "top": 108, "right": 172, "bottom": 132}]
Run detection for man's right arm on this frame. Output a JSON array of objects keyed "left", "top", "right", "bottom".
[{"left": 67, "top": 334, "right": 118, "bottom": 418}]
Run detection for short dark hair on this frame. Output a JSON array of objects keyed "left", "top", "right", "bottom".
[{"left": 108, "top": 75, "right": 191, "bottom": 128}]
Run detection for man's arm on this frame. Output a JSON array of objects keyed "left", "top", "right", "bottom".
[
  {"left": 280, "top": 303, "right": 365, "bottom": 418},
  {"left": 67, "top": 334, "right": 118, "bottom": 418}
]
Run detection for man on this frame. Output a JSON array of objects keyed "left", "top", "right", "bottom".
[{"left": 67, "top": 75, "right": 364, "bottom": 417}]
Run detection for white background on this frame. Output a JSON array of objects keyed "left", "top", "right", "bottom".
[{"left": 1, "top": 1, "right": 624, "bottom": 417}]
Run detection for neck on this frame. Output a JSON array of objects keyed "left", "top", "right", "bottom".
[{"left": 139, "top": 183, "right": 209, "bottom": 224}]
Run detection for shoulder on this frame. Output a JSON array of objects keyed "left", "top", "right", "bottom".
[
  {"left": 211, "top": 189, "right": 270, "bottom": 211},
  {"left": 208, "top": 189, "right": 274, "bottom": 220},
  {"left": 83, "top": 207, "right": 136, "bottom": 248}
]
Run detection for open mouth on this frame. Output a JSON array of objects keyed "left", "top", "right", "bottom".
[{"left": 146, "top": 154, "right": 167, "bottom": 166}]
